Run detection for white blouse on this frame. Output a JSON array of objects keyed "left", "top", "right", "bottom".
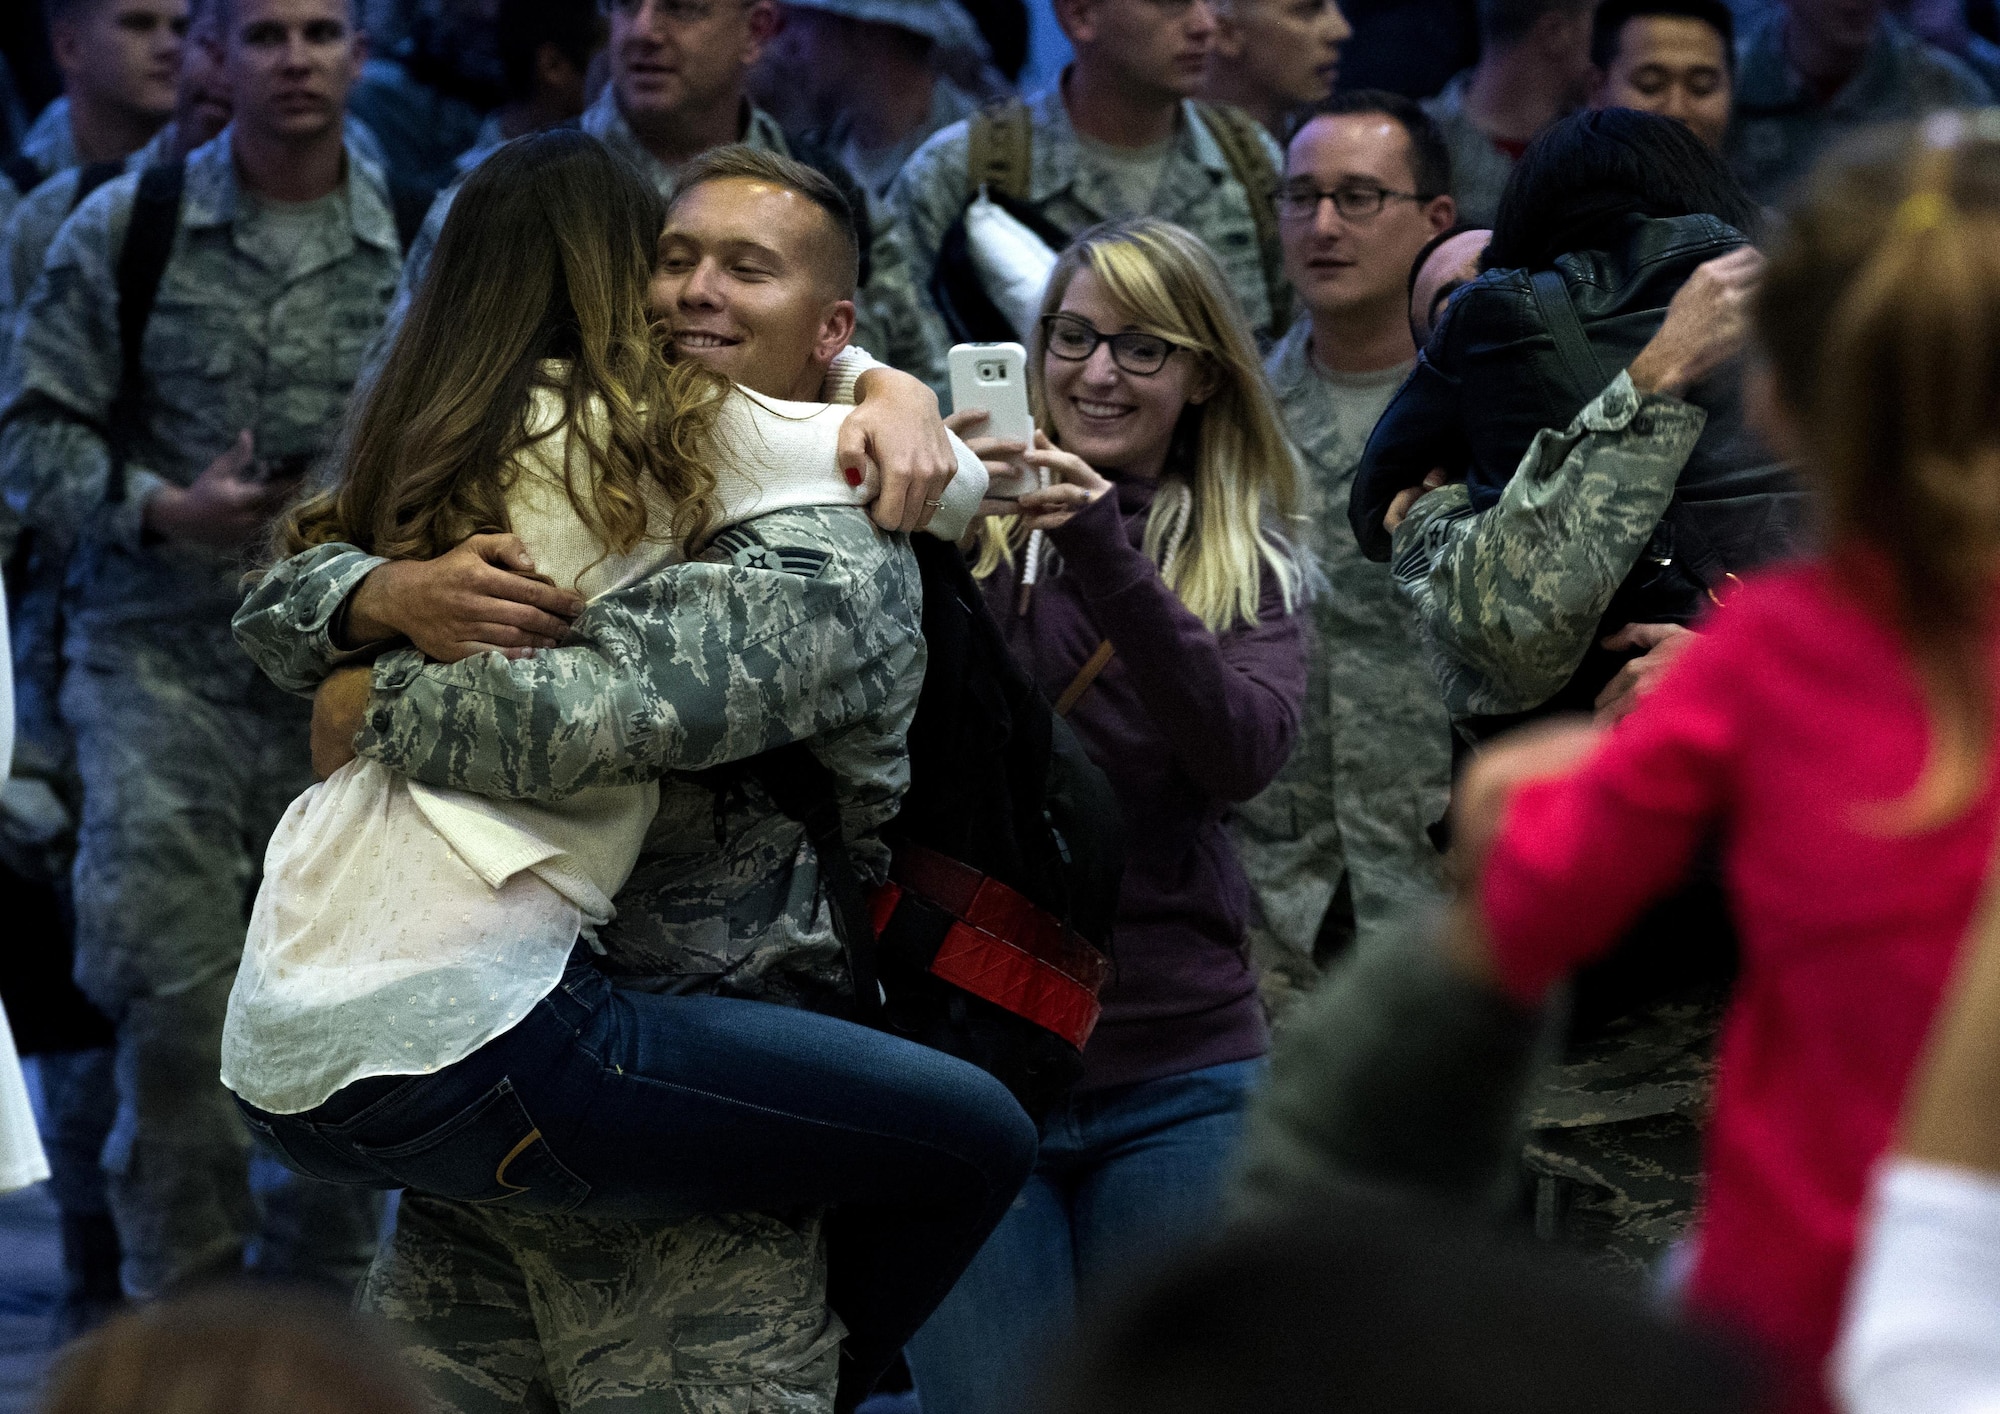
[{"left": 222, "top": 368, "right": 987, "bottom": 1115}]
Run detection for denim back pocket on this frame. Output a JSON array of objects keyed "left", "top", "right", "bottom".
[{"left": 353, "top": 1077, "right": 591, "bottom": 1214}]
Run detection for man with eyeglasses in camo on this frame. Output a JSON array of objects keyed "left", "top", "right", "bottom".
[
  {"left": 388, "top": 0, "right": 947, "bottom": 394},
  {"left": 1229, "top": 91, "right": 1457, "bottom": 1024}
]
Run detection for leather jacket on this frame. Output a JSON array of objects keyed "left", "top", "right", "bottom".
[{"left": 1348, "top": 212, "right": 1805, "bottom": 722}]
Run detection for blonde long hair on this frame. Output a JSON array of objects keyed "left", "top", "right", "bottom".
[
  {"left": 975, "top": 218, "right": 1302, "bottom": 633},
  {"left": 279, "top": 130, "right": 727, "bottom": 566},
  {"left": 1758, "top": 112, "right": 2000, "bottom": 829}
]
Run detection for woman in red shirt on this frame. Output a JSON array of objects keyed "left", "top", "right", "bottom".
[{"left": 1449, "top": 116, "right": 2000, "bottom": 1411}]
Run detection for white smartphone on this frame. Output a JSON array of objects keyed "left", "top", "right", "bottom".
[{"left": 948, "top": 341, "right": 1038, "bottom": 500}]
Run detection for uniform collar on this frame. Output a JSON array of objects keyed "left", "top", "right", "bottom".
[
  {"left": 1265, "top": 317, "right": 1317, "bottom": 401},
  {"left": 179, "top": 128, "right": 401, "bottom": 255},
  {"left": 20, "top": 95, "right": 79, "bottom": 174},
  {"left": 1024, "top": 76, "right": 1232, "bottom": 220}
]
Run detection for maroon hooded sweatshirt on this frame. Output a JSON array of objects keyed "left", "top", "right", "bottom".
[{"left": 982, "top": 474, "right": 1308, "bottom": 1091}]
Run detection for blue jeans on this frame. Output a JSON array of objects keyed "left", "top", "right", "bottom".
[
  {"left": 240, "top": 959, "right": 1038, "bottom": 1397},
  {"left": 902, "top": 1057, "right": 1266, "bottom": 1414}
]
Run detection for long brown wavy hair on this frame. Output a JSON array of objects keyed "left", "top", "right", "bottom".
[
  {"left": 280, "top": 129, "right": 726, "bottom": 567},
  {"left": 1758, "top": 112, "right": 2000, "bottom": 828}
]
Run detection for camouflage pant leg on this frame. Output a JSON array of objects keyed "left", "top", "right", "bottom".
[
  {"left": 503, "top": 1208, "right": 842, "bottom": 1414},
  {"left": 1521, "top": 987, "right": 1725, "bottom": 1281},
  {"left": 1248, "top": 871, "right": 1354, "bottom": 1034},
  {"left": 60, "top": 651, "right": 375, "bottom": 1298},
  {"left": 1522, "top": 1109, "right": 1706, "bottom": 1280},
  {"left": 361, "top": 1193, "right": 564, "bottom": 1414},
  {"left": 366, "top": 1199, "right": 843, "bottom": 1414}
]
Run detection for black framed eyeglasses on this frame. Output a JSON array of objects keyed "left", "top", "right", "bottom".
[
  {"left": 1273, "top": 182, "right": 1426, "bottom": 222},
  {"left": 1040, "top": 313, "right": 1182, "bottom": 376}
]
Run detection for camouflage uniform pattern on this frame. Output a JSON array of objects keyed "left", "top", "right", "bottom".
[
  {"left": 1231, "top": 321, "right": 1451, "bottom": 1026},
  {"left": 1523, "top": 987, "right": 1724, "bottom": 1278},
  {"left": 887, "top": 86, "right": 1291, "bottom": 352},
  {"left": 232, "top": 503, "right": 925, "bottom": 1410},
  {"left": 1, "top": 122, "right": 180, "bottom": 788},
  {"left": 0, "top": 128, "right": 399, "bottom": 1299},
  {"left": 1727, "top": 13, "right": 1990, "bottom": 207},
  {"left": 234, "top": 504, "right": 923, "bottom": 1001},
  {"left": 0, "top": 95, "right": 80, "bottom": 231},
  {"left": 364, "top": 1197, "right": 842, "bottom": 1414},
  {"left": 1384, "top": 371, "right": 1724, "bottom": 1275},
  {"left": 1388, "top": 371, "right": 1703, "bottom": 724},
  {"left": 387, "top": 90, "right": 947, "bottom": 392}
]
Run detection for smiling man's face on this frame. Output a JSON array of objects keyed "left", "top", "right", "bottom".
[{"left": 649, "top": 175, "right": 854, "bottom": 400}]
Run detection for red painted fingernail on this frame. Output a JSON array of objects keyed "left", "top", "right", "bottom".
[{"left": 843, "top": 466, "right": 864, "bottom": 487}]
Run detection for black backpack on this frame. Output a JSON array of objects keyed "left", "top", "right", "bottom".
[{"left": 728, "top": 535, "right": 1125, "bottom": 1118}]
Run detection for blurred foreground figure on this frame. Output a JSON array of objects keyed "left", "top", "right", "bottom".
[
  {"left": 38, "top": 1286, "right": 426, "bottom": 1414},
  {"left": 1041, "top": 1200, "right": 1768, "bottom": 1414}
]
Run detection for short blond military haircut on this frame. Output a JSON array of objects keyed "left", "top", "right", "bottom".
[{"left": 669, "top": 145, "right": 863, "bottom": 299}]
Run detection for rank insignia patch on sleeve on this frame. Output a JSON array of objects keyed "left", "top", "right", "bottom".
[{"left": 710, "top": 524, "right": 833, "bottom": 580}]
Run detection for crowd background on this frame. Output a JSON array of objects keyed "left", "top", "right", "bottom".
[{"left": 5, "top": 0, "right": 2000, "bottom": 1413}]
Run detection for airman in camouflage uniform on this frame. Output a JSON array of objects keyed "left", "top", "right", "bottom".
[
  {"left": 889, "top": 84, "right": 1290, "bottom": 353},
  {"left": 232, "top": 499, "right": 928, "bottom": 1410},
  {"left": 0, "top": 117, "right": 396, "bottom": 1298},
  {"left": 1231, "top": 318, "right": 1452, "bottom": 1026},
  {"left": 390, "top": 88, "right": 947, "bottom": 392},
  {"left": 1388, "top": 370, "right": 1701, "bottom": 723},
  {"left": 1388, "top": 369, "right": 1721, "bottom": 1275},
  {"left": 1726, "top": 8, "right": 1989, "bottom": 208}
]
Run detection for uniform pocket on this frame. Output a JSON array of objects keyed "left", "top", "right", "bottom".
[{"left": 354, "top": 1077, "right": 591, "bottom": 1213}]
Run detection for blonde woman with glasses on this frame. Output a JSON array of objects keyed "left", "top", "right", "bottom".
[{"left": 911, "top": 216, "right": 1310, "bottom": 1414}]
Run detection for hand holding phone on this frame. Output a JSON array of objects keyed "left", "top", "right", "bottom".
[{"left": 947, "top": 342, "right": 1038, "bottom": 499}]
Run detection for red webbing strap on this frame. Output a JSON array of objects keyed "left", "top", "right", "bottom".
[
  {"left": 930, "top": 924, "right": 1103, "bottom": 1049},
  {"left": 890, "top": 846, "right": 1110, "bottom": 990},
  {"left": 870, "top": 849, "right": 1110, "bottom": 1048}
]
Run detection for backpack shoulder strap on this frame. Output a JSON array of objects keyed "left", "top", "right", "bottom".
[
  {"left": 967, "top": 98, "right": 1034, "bottom": 205},
  {"left": 1527, "top": 267, "right": 1613, "bottom": 398},
  {"left": 1193, "top": 101, "right": 1288, "bottom": 334},
  {"left": 71, "top": 159, "right": 123, "bottom": 212},
  {"left": 739, "top": 741, "right": 885, "bottom": 1024},
  {"left": 108, "top": 159, "right": 186, "bottom": 503},
  {"left": 2, "top": 153, "right": 45, "bottom": 195}
]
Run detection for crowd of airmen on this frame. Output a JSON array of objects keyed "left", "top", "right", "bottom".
[{"left": 2, "top": 0, "right": 1991, "bottom": 1404}]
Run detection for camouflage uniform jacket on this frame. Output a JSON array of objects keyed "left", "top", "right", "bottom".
[
  {"left": 1388, "top": 370, "right": 1704, "bottom": 725},
  {"left": 386, "top": 90, "right": 947, "bottom": 391},
  {"left": 1728, "top": 13, "right": 1991, "bottom": 205},
  {"left": 1232, "top": 321, "right": 1451, "bottom": 975},
  {"left": 888, "top": 81, "right": 1290, "bottom": 350},
  {"left": 0, "top": 123, "right": 178, "bottom": 372},
  {"left": 232, "top": 503, "right": 924, "bottom": 1001},
  {"left": 0, "top": 95, "right": 80, "bottom": 228},
  {"left": 0, "top": 129, "right": 401, "bottom": 655}
]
